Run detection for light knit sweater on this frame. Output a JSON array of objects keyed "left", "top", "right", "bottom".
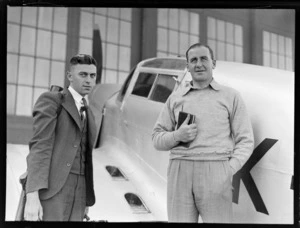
[{"left": 152, "top": 79, "right": 254, "bottom": 174}]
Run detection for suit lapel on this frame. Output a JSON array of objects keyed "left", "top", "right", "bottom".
[
  {"left": 61, "top": 88, "right": 96, "bottom": 148},
  {"left": 61, "top": 89, "right": 82, "bottom": 129}
]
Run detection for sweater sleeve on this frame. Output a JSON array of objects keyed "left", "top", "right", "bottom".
[
  {"left": 25, "top": 92, "right": 61, "bottom": 194},
  {"left": 229, "top": 91, "right": 254, "bottom": 174},
  {"left": 152, "top": 96, "right": 179, "bottom": 151}
]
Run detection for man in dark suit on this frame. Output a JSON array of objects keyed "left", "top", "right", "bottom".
[{"left": 24, "top": 54, "right": 97, "bottom": 221}]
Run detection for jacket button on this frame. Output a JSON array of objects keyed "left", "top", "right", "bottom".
[{"left": 67, "top": 163, "right": 71, "bottom": 167}]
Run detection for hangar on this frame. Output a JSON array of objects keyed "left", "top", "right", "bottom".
[{"left": 6, "top": 7, "right": 294, "bottom": 144}]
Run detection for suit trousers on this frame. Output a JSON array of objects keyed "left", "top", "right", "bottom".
[
  {"left": 167, "top": 159, "right": 233, "bottom": 223},
  {"left": 40, "top": 173, "right": 86, "bottom": 221}
]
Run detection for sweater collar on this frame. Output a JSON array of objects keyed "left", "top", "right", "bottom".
[{"left": 180, "top": 78, "right": 221, "bottom": 96}]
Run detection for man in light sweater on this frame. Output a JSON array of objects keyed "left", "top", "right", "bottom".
[{"left": 152, "top": 43, "right": 254, "bottom": 223}]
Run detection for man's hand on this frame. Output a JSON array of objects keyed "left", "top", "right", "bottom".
[
  {"left": 174, "top": 114, "right": 197, "bottom": 143},
  {"left": 24, "top": 191, "right": 43, "bottom": 221}
]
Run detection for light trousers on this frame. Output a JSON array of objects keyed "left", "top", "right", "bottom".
[
  {"left": 167, "top": 159, "right": 233, "bottom": 223},
  {"left": 40, "top": 173, "right": 86, "bottom": 221}
]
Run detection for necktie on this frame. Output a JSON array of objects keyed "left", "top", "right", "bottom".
[{"left": 80, "top": 98, "right": 87, "bottom": 121}]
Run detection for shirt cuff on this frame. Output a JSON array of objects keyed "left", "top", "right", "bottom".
[{"left": 172, "top": 131, "right": 180, "bottom": 143}]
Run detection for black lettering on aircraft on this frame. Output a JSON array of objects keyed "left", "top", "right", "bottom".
[{"left": 232, "top": 138, "right": 278, "bottom": 215}]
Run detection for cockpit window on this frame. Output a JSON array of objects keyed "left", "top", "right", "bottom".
[
  {"left": 117, "top": 66, "right": 136, "bottom": 102},
  {"left": 131, "top": 72, "right": 176, "bottom": 103},
  {"left": 150, "top": 74, "right": 176, "bottom": 103},
  {"left": 131, "top": 72, "right": 156, "bottom": 98}
]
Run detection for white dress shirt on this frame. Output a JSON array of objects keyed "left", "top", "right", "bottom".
[{"left": 68, "top": 86, "right": 88, "bottom": 118}]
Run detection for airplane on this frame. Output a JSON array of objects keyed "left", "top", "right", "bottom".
[{"left": 6, "top": 57, "right": 294, "bottom": 223}]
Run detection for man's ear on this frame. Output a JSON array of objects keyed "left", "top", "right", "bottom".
[
  {"left": 186, "top": 63, "right": 190, "bottom": 72},
  {"left": 212, "top": 60, "right": 216, "bottom": 69},
  {"left": 66, "top": 71, "right": 72, "bottom": 82}
]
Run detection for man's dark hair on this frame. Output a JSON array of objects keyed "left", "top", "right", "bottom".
[
  {"left": 69, "top": 54, "right": 97, "bottom": 67},
  {"left": 185, "top": 43, "right": 215, "bottom": 61}
]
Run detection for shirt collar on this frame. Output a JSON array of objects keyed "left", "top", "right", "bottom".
[
  {"left": 180, "top": 78, "right": 221, "bottom": 96},
  {"left": 68, "top": 86, "right": 89, "bottom": 105}
]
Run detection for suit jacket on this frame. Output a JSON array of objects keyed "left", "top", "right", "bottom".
[{"left": 26, "top": 88, "right": 96, "bottom": 206}]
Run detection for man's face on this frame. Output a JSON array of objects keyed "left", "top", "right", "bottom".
[
  {"left": 67, "top": 64, "right": 97, "bottom": 96},
  {"left": 186, "top": 46, "right": 216, "bottom": 86}
]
